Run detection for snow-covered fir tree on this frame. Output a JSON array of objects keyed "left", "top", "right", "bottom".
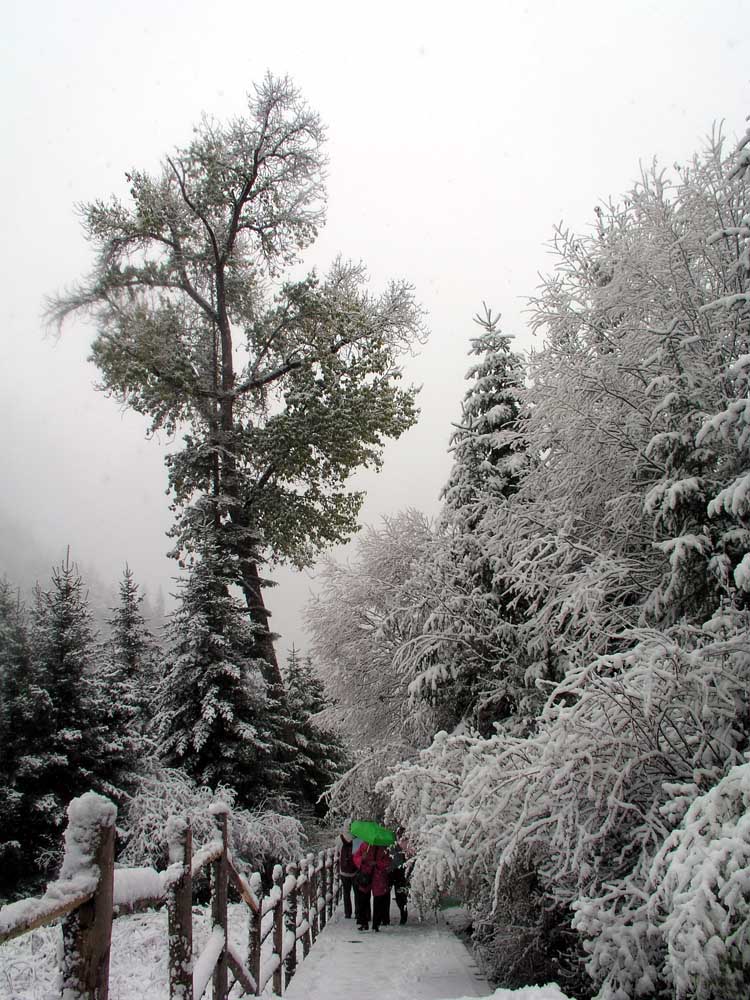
[
  {"left": 85, "top": 565, "right": 160, "bottom": 800},
  {"left": 102, "top": 565, "right": 159, "bottom": 738},
  {"left": 156, "top": 509, "right": 296, "bottom": 806},
  {"left": 282, "top": 646, "right": 346, "bottom": 815},
  {"left": 0, "top": 578, "right": 33, "bottom": 895},
  {"left": 442, "top": 304, "right": 527, "bottom": 526},
  {"left": 2, "top": 555, "right": 130, "bottom": 887},
  {"left": 396, "top": 307, "right": 532, "bottom": 733}
]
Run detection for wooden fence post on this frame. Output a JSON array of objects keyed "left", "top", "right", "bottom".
[
  {"left": 272, "top": 864, "right": 284, "bottom": 996},
  {"left": 247, "top": 872, "right": 262, "bottom": 996},
  {"left": 211, "top": 806, "right": 230, "bottom": 1000},
  {"left": 326, "top": 848, "right": 335, "bottom": 920},
  {"left": 335, "top": 846, "right": 342, "bottom": 907},
  {"left": 166, "top": 816, "right": 193, "bottom": 1000},
  {"left": 316, "top": 851, "right": 325, "bottom": 933},
  {"left": 59, "top": 792, "right": 117, "bottom": 1000},
  {"left": 308, "top": 853, "right": 318, "bottom": 943},
  {"left": 284, "top": 863, "right": 298, "bottom": 988},
  {"left": 299, "top": 856, "right": 311, "bottom": 958},
  {"left": 319, "top": 851, "right": 327, "bottom": 931}
]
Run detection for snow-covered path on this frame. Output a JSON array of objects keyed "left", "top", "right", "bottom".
[
  {"left": 285, "top": 903, "right": 490, "bottom": 1000},
  {"left": 0, "top": 899, "right": 572, "bottom": 1000}
]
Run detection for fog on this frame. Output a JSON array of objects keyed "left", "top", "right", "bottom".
[{"left": 2, "top": 0, "right": 749, "bottom": 658}]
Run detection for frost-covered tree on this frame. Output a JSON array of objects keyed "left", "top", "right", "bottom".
[
  {"left": 398, "top": 307, "right": 531, "bottom": 733},
  {"left": 156, "top": 512, "right": 287, "bottom": 806},
  {"left": 694, "top": 126, "right": 750, "bottom": 604},
  {"left": 46, "top": 73, "right": 426, "bottom": 691},
  {"left": 442, "top": 304, "right": 527, "bottom": 525},
  {"left": 99, "top": 565, "right": 159, "bottom": 744},
  {"left": 0, "top": 579, "right": 33, "bottom": 894},
  {"left": 118, "top": 762, "right": 306, "bottom": 871},
  {"left": 284, "top": 645, "right": 326, "bottom": 717},
  {"left": 475, "top": 127, "right": 750, "bottom": 679},
  {"left": 380, "top": 120, "right": 750, "bottom": 996},
  {"left": 306, "top": 510, "right": 438, "bottom": 818},
  {"left": 7, "top": 555, "right": 130, "bottom": 883},
  {"left": 282, "top": 646, "right": 346, "bottom": 815}
]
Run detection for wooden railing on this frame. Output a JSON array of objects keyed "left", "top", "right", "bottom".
[{"left": 0, "top": 791, "right": 340, "bottom": 1000}]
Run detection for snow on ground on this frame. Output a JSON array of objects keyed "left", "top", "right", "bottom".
[
  {"left": 0, "top": 898, "right": 571, "bottom": 1000},
  {"left": 283, "top": 901, "right": 571, "bottom": 1000}
]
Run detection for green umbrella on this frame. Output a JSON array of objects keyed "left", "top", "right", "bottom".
[{"left": 350, "top": 820, "right": 395, "bottom": 846}]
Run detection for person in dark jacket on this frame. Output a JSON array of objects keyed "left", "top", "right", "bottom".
[
  {"left": 353, "top": 841, "right": 391, "bottom": 931},
  {"left": 338, "top": 830, "right": 356, "bottom": 918},
  {"left": 390, "top": 828, "right": 412, "bottom": 925}
]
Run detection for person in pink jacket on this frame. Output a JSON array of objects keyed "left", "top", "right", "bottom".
[{"left": 353, "top": 842, "right": 392, "bottom": 931}]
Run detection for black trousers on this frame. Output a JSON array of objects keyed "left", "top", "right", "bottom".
[
  {"left": 392, "top": 869, "right": 409, "bottom": 921},
  {"left": 341, "top": 875, "right": 354, "bottom": 917},
  {"left": 373, "top": 892, "right": 390, "bottom": 930},
  {"left": 354, "top": 887, "right": 371, "bottom": 928}
]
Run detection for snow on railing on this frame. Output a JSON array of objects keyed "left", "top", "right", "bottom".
[{"left": 0, "top": 791, "right": 341, "bottom": 1000}]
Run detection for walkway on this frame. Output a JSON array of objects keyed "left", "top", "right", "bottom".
[{"left": 285, "top": 901, "right": 491, "bottom": 1000}]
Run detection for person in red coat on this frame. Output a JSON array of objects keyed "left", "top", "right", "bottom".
[{"left": 353, "top": 841, "right": 391, "bottom": 931}]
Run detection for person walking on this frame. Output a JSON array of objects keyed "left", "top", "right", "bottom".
[
  {"left": 390, "top": 828, "right": 412, "bottom": 925},
  {"left": 354, "top": 841, "right": 391, "bottom": 932},
  {"left": 338, "top": 829, "right": 357, "bottom": 918},
  {"left": 352, "top": 840, "right": 372, "bottom": 930}
]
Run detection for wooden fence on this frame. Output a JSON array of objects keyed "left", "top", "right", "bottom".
[{"left": 0, "top": 791, "right": 340, "bottom": 1000}]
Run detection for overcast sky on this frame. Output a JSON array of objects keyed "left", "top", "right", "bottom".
[{"left": 2, "top": 0, "right": 749, "bottom": 659}]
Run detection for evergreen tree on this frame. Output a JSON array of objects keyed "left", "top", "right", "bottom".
[
  {"left": 8, "top": 554, "right": 123, "bottom": 881},
  {"left": 402, "top": 307, "right": 531, "bottom": 732},
  {"left": 156, "top": 508, "right": 291, "bottom": 806},
  {"left": 284, "top": 646, "right": 327, "bottom": 717},
  {"left": 87, "top": 565, "right": 160, "bottom": 798},
  {"left": 282, "top": 646, "right": 346, "bottom": 815},
  {"left": 0, "top": 579, "right": 33, "bottom": 894},
  {"left": 103, "top": 565, "right": 158, "bottom": 737},
  {"left": 442, "top": 304, "right": 527, "bottom": 527}
]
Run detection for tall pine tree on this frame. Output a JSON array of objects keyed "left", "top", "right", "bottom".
[
  {"left": 90, "top": 565, "right": 159, "bottom": 796},
  {"left": 102, "top": 565, "right": 158, "bottom": 739},
  {"left": 405, "top": 307, "right": 530, "bottom": 732},
  {"left": 156, "top": 508, "right": 293, "bottom": 805},
  {"left": 283, "top": 646, "right": 346, "bottom": 815},
  {"left": 442, "top": 304, "right": 527, "bottom": 528},
  {"left": 7, "top": 555, "right": 130, "bottom": 884},
  {"left": 0, "top": 579, "right": 34, "bottom": 895}
]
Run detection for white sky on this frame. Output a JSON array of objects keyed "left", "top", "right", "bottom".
[{"left": 2, "top": 0, "right": 749, "bottom": 658}]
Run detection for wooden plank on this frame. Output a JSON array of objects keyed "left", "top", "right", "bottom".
[
  {"left": 0, "top": 892, "right": 93, "bottom": 945},
  {"left": 226, "top": 942, "right": 257, "bottom": 995},
  {"left": 227, "top": 860, "right": 260, "bottom": 914},
  {"left": 193, "top": 926, "right": 224, "bottom": 1000}
]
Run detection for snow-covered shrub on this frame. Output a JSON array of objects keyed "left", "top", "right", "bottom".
[
  {"left": 383, "top": 609, "right": 750, "bottom": 995},
  {"left": 118, "top": 763, "right": 305, "bottom": 871},
  {"left": 647, "top": 761, "right": 750, "bottom": 999},
  {"left": 324, "top": 740, "right": 420, "bottom": 825}
]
